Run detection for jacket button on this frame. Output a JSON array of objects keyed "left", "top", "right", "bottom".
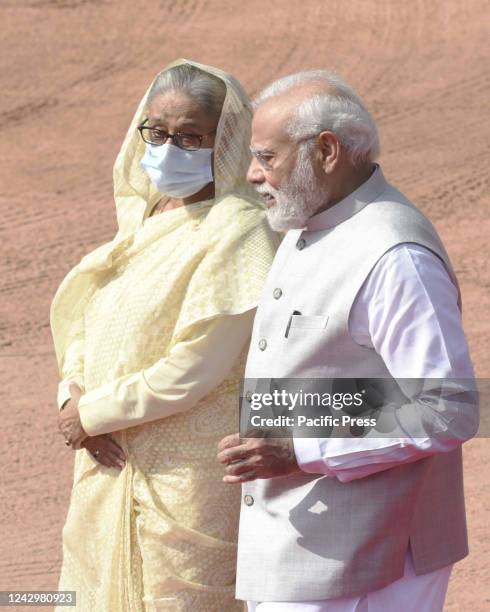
[
  {"left": 244, "top": 494, "right": 254, "bottom": 506},
  {"left": 273, "top": 288, "right": 282, "bottom": 299},
  {"left": 296, "top": 238, "right": 306, "bottom": 250},
  {"left": 258, "top": 338, "right": 267, "bottom": 351}
]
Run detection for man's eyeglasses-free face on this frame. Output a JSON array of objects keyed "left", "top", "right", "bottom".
[{"left": 138, "top": 120, "right": 216, "bottom": 151}]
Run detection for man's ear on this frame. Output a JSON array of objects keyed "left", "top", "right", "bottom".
[{"left": 318, "top": 131, "right": 341, "bottom": 174}]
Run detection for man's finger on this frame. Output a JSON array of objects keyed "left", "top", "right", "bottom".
[
  {"left": 223, "top": 470, "right": 256, "bottom": 484},
  {"left": 217, "top": 444, "right": 250, "bottom": 465},
  {"left": 226, "top": 459, "right": 256, "bottom": 476},
  {"left": 217, "top": 432, "right": 241, "bottom": 453}
]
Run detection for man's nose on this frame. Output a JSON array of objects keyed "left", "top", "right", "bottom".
[{"left": 247, "top": 157, "right": 265, "bottom": 184}]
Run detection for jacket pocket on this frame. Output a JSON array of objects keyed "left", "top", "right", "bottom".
[{"left": 288, "top": 314, "right": 329, "bottom": 330}]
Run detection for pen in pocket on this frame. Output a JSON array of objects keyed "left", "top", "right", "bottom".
[{"left": 285, "top": 310, "right": 302, "bottom": 338}]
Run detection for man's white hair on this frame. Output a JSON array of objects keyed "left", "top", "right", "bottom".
[{"left": 254, "top": 70, "right": 380, "bottom": 165}]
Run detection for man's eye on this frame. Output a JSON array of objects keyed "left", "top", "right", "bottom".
[{"left": 258, "top": 155, "right": 274, "bottom": 169}]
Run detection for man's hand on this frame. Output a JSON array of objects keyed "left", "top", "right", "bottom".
[
  {"left": 82, "top": 434, "right": 126, "bottom": 470},
  {"left": 217, "top": 433, "right": 301, "bottom": 483},
  {"left": 58, "top": 382, "right": 88, "bottom": 449}
]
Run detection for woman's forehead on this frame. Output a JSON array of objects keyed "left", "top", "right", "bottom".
[{"left": 147, "top": 91, "right": 214, "bottom": 127}]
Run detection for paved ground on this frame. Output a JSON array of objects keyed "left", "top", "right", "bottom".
[{"left": 0, "top": 1, "right": 488, "bottom": 609}]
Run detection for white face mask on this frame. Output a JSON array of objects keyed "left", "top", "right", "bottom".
[{"left": 140, "top": 142, "right": 214, "bottom": 198}]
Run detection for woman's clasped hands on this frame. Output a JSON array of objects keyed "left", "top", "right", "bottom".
[{"left": 59, "top": 382, "right": 126, "bottom": 469}]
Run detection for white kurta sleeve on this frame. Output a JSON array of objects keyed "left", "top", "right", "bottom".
[
  {"left": 294, "top": 244, "right": 479, "bottom": 481},
  {"left": 77, "top": 309, "right": 255, "bottom": 436}
]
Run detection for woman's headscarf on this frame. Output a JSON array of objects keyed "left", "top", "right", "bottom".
[
  {"left": 113, "top": 58, "right": 255, "bottom": 235},
  {"left": 50, "top": 59, "right": 276, "bottom": 378}
]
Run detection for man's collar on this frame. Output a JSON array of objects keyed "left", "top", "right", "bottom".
[{"left": 305, "top": 164, "right": 388, "bottom": 231}]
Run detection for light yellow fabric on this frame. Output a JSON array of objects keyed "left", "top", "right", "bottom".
[
  {"left": 78, "top": 304, "right": 255, "bottom": 436},
  {"left": 50, "top": 59, "right": 279, "bottom": 611}
]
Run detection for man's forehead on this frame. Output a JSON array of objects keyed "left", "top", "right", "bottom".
[{"left": 251, "top": 100, "right": 293, "bottom": 148}]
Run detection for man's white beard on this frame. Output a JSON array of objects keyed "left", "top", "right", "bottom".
[{"left": 256, "top": 146, "right": 329, "bottom": 232}]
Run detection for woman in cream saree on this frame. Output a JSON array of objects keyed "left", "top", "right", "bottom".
[{"left": 50, "top": 59, "right": 278, "bottom": 611}]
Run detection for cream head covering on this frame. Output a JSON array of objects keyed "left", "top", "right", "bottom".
[
  {"left": 113, "top": 58, "right": 255, "bottom": 234},
  {"left": 50, "top": 59, "right": 276, "bottom": 380}
]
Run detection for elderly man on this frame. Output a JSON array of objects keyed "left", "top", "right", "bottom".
[{"left": 217, "top": 70, "right": 478, "bottom": 611}]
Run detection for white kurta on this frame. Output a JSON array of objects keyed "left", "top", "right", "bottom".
[
  {"left": 293, "top": 242, "right": 475, "bottom": 478},
  {"left": 249, "top": 242, "right": 474, "bottom": 610}
]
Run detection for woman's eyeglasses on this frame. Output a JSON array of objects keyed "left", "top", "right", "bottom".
[{"left": 138, "top": 120, "right": 215, "bottom": 151}]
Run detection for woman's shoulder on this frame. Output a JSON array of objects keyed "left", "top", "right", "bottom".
[
  {"left": 205, "top": 191, "right": 269, "bottom": 229},
  {"left": 197, "top": 191, "right": 280, "bottom": 254}
]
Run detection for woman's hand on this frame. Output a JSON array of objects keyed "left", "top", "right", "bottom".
[
  {"left": 81, "top": 434, "right": 126, "bottom": 470},
  {"left": 58, "top": 382, "right": 87, "bottom": 449}
]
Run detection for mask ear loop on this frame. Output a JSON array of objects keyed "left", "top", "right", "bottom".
[{"left": 142, "top": 139, "right": 169, "bottom": 218}]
